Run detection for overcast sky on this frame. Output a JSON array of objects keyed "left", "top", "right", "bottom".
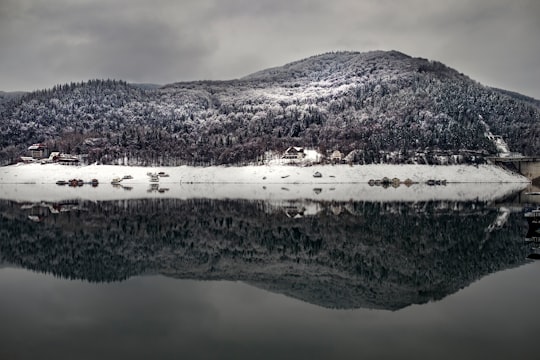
[{"left": 1, "top": 0, "right": 539, "bottom": 98}]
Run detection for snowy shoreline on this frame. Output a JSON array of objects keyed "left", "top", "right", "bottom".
[
  {"left": 0, "top": 162, "right": 529, "bottom": 185},
  {"left": 0, "top": 163, "right": 529, "bottom": 203}
]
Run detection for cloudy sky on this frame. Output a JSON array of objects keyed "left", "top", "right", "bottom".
[{"left": 1, "top": 0, "right": 539, "bottom": 98}]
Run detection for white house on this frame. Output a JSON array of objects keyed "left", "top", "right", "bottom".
[{"left": 282, "top": 147, "right": 306, "bottom": 160}]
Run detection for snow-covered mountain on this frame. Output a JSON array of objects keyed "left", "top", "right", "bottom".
[{"left": 1, "top": 51, "right": 539, "bottom": 165}]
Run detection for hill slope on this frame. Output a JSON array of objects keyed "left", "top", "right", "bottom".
[{"left": 0, "top": 51, "right": 539, "bottom": 165}]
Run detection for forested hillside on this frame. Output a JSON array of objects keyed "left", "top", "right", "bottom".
[{"left": 1, "top": 51, "right": 539, "bottom": 166}]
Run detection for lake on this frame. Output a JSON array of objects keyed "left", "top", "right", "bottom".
[{"left": 0, "top": 187, "right": 539, "bottom": 359}]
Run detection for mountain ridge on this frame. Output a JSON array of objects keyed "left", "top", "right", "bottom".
[
  {"left": 240, "top": 50, "right": 464, "bottom": 83},
  {"left": 0, "top": 50, "right": 539, "bottom": 166}
]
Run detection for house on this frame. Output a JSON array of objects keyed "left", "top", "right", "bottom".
[
  {"left": 40, "top": 152, "right": 60, "bottom": 164},
  {"left": 28, "top": 143, "right": 48, "bottom": 159},
  {"left": 330, "top": 150, "right": 343, "bottom": 163},
  {"left": 56, "top": 154, "right": 80, "bottom": 165},
  {"left": 282, "top": 147, "right": 305, "bottom": 160}
]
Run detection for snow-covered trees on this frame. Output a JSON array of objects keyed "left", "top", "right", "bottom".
[{"left": 0, "top": 52, "right": 539, "bottom": 166}]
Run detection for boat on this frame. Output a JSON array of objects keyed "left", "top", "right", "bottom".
[
  {"left": 149, "top": 173, "right": 159, "bottom": 182},
  {"left": 111, "top": 177, "right": 123, "bottom": 185},
  {"left": 426, "top": 179, "right": 446, "bottom": 186},
  {"left": 313, "top": 171, "right": 322, "bottom": 178},
  {"left": 90, "top": 179, "right": 99, "bottom": 187},
  {"left": 56, "top": 180, "right": 68, "bottom": 185},
  {"left": 122, "top": 175, "right": 133, "bottom": 180}
]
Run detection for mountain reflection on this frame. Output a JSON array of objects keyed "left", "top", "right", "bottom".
[{"left": 0, "top": 198, "right": 528, "bottom": 310}]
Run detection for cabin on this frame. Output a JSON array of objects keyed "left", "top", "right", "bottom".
[
  {"left": 28, "top": 143, "right": 48, "bottom": 159},
  {"left": 282, "top": 147, "right": 305, "bottom": 160},
  {"left": 330, "top": 150, "right": 343, "bottom": 163}
]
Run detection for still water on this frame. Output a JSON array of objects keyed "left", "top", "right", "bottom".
[{"left": 0, "top": 195, "right": 539, "bottom": 359}]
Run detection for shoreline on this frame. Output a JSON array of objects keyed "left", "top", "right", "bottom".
[
  {"left": 0, "top": 163, "right": 530, "bottom": 203},
  {"left": 0, "top": 162, "right": 530, "bottom": 185}
]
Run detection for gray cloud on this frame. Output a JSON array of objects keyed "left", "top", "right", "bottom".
[{"left": 0, "top": 0, "right": 539, "bottom": 98}]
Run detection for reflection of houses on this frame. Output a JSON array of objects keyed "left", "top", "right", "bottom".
[
  {"left": 21, "top": 201, "right": 83, "bottom": 221},
  {"left": 283, "top": 205, "right": 306, "bottom": 218},
  {"left": 28, "top": 143, "right": 48, "bottom": 159},
  {"left": 330, "top": 204, "right": 343, "bottom": 215},
  {"left": 282, "top": 147, "right": 305, "bottom": 160},
  {"left": 279, "top": 201, "right": 323, "bottom": 218}
]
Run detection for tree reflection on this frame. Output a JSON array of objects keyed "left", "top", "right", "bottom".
[{"left": 0, "top": 198, "right": 529, "bottom": 309}]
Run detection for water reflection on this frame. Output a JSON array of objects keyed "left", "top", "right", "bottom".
[
  {"left": 525, "top": 206, "right": 540, "bottom": 259},
  {"left": 0, "top": 198, "right": 529, "bottom": 310}
]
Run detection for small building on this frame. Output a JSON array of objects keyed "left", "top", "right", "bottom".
[
  {"left": 330, "top": 150, "right": 343, "bottom": 163},
  {"left": 40, "top": 152, "right": 61, "bottom": 164},
  {"left": 56, "top": 154, "right": 80, "bottom": 165},
  {"left": 28, "top": 143, "right": 48, "bottom": 159},
  {"left": 282, "top": 147, "right": 305, "bottom": 160}
]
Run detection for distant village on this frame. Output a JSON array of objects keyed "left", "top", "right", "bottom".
[
  {"left": 20, "top": 143, "right": 80, "bottom": 165},
  {"left": 19, "top": 131, "right": 517, "bottom": 167},
  {"left": 275, "top": 146, "right": 491, "bottom": 166}
]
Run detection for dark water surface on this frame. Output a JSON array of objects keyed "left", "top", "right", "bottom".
[{"left": 1, "top": 198, "right": 539, "bottom": 359}]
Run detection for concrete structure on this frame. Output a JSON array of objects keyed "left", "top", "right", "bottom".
[{"left": 488, "top": 156, "right": 540, "bottom": 181}]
